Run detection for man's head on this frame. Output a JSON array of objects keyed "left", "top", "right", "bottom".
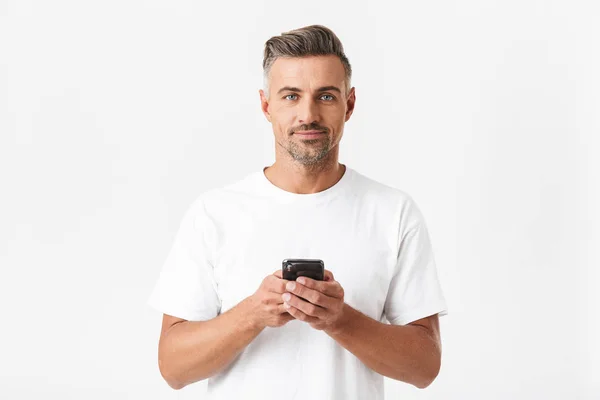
[{"left": 259, "top": 25, "right": 356, "bottom": 167}]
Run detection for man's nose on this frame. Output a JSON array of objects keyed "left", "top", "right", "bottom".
[{"left": 298, "top": 98, "right": 320, "bottom": 125}]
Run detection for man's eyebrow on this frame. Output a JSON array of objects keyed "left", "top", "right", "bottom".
[
  {"left": 276, "top": 86, "right": 342, "bottom": 94},
  {"left": 277, "top": 86, "right": 302, "bottom": 94},
  {"left": 316, "top": 86, "right": 342, "bottom": 94}
]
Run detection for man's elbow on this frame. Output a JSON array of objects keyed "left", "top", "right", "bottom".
[
  {"left": 414, "top": 374, "right": 437, "bottom": 389},
  {"left": 414, "top": 356, "right": 441, "bottom": 389},
  {"left": 158, "top": 357, "right": 186, "bottom": 390},
  {"left": 160, "top": 368, "right": 186, "bottom": 390},
  {"left": 160, "top": 369, "right": 190, "bottom": 390},
  {"left": 166, "top": 379, "right": 185, "bottom": 391}
]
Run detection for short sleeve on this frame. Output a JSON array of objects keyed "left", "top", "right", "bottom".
[
  {"left": 147, "top": 198, "right": 221, "bottom": 321},
  {"left": 383, "top": 197, "right": 448, "bottom": 326}
]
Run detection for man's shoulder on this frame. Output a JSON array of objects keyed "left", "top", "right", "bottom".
[
  {"left": 350, "top": 169, "right": 430, "bottom": 235},
  {"left": 349, "top": 168, "right": 414, "bottom": 206}
]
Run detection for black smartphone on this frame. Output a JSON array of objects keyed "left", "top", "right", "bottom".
[{"left": 282, "top": 259, "right": 325, "bottom": 281}]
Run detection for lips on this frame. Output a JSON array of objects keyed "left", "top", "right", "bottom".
[
  {"left": 294, "top": 130, "right": 325, "bottom": 135},
  {"left": 293, "top": 131, "right": 326, "bottom": 140}
]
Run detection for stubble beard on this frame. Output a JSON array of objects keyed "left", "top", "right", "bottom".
[{"left": 286, "top": 135, "right": 333, "bottom": 166}]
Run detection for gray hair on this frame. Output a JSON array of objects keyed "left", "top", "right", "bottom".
[{"left": 262, "top": 25, "right": 352, "bottom": 99}]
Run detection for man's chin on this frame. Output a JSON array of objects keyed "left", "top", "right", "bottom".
[{"left": 291, "top": 152, "right": 330, "bottom": 165}]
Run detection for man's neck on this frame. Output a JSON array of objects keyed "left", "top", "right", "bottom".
[{"left": 263, "top": 162, "right": 346, "bottom": 195}]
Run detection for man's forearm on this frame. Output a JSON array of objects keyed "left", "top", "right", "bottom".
[
  {"left": 325, "top": 304, "right": 441, "bottom": 389},
  {"left": 158, "top": 297, "right": 263, "bottom": 389}
]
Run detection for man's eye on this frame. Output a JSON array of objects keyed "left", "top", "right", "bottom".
[
  {"left": 321, "top": 94, "right": 334, "bottom": 101},
  {"left": 284, "top": 94, "right": 298, "bottom": 100}
]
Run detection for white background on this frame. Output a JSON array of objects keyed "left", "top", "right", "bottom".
[{"left": 1, "top": 0, "right": 598, "bottom": 399}]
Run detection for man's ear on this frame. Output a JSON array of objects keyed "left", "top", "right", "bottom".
[
  {"left": 345, "top": 87, "right": 356, "bottom": 122},
  {"left": 259, "top": 89, "right": 271, "bottom": 122}
]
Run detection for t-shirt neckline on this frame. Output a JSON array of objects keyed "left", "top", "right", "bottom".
[{"left": 257, "top": 164, "right": 353, "bottom": 204}]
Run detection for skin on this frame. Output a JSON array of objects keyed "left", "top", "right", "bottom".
[
  {"left": 280, "top": 271, "right": 442, "bottom": 389},
  {"left": 155, "top": 54, "right": 442, "bottom": 391},
  {"left": 259, "top": 55, "right": 356, "bottom": 194}
]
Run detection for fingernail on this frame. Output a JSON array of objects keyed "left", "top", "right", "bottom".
[
  {"left": 282, "top": 293, "right": 291, "bottom": 301},
  {"left": 286, "top": 282, "right": 296, "bottom": 291},
  {"left": 297, "top": 277, "right": 306, "bottom": 285}
]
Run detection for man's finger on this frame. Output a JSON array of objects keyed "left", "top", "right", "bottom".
[
  {"left": 296, "top": 277, "right": 344, "bottom": 299},
  {"left": 284, "top": 300, "right": 320, "bottom": 323},
  {"left": 283, "top": 293, "right": 327, "bottom": 318},
  {"left": 286, "top": 281, "right": 340, "bottom": 308},
  {"left": 273, "top": 270, "right": 283, "bottom": 278},
  {"left": 268, "top": 273, "right": 288, "bottom": 293},
  {"left": 278, "top": 303, "right": 292, "bottom": 314}
]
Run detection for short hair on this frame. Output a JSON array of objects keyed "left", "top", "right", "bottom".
[{"left": 262, "top": 25, "right": 352, "bottom": 98}]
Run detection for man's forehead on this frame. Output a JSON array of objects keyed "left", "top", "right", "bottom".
[{"left": 270, "top": 55, "right": 345, "bottom": 86}]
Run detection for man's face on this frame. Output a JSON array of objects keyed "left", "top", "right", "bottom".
[{"left": 259, "top": 55, "right": 355, "bottom": 166}]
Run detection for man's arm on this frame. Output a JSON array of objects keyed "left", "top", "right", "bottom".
[
  {"left": 325, "top": 305, "right": 442, "bottom": 389},
  {"left": 281, "top": 275, "right": 442, "bottom": 389},
  {"left": 157, "top": 298, "right": 262, "bottom": 390},
  {"left": 156, "top": 272, "right": 294, "bottom": 390}
]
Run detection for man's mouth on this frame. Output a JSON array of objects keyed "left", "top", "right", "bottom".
[{"left": 294, "top": 130, "right": 326, "bottom": 139}]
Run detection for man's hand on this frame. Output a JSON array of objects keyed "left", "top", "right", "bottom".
[
  {"left": 281, "top": 269, "right": 346, "bottom": 332},
  {"left": 246, "top": 270, "right": 295, "bottom": 329}
]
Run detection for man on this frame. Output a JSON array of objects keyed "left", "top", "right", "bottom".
[{"left": 148, "top": 24, "right": 448, "bottom": 399}]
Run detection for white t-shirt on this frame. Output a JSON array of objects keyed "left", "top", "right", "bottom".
[{"left": 147, "top": 166, "right": 448, "bottom": 399}]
